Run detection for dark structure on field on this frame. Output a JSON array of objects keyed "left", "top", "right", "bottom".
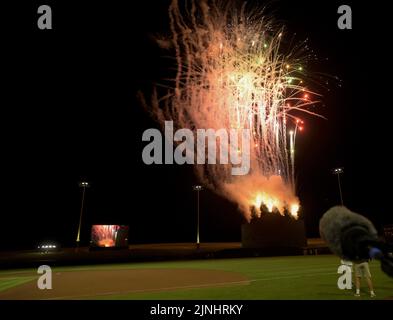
[{"left": 241, "top": 212, "right": 306, "bottom": 251}]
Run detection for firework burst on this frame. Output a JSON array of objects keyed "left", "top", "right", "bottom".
[{"left": 142, "top": 0, "right": 321, "bottom": 220}]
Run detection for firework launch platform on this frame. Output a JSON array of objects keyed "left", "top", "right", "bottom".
[{"left": 241, "top": 214, "right": 307, "bottom": 251}]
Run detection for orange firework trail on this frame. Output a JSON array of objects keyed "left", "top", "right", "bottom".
[{"left": 144, "top": 0, "right": 322, "bottom": 220}]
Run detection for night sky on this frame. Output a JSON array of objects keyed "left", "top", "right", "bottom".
[{"left": 2, "top": 0, "right": 391, "bottom": 250}]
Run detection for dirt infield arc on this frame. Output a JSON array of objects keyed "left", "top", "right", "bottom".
[{"left": 0, "top": 268, "right": 249, "bottom": 299}]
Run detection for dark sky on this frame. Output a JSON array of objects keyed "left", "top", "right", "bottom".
[{"left": 2, "top": 0, "right": 391, "bottom": 250}]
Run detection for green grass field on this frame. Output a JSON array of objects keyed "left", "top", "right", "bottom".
[
  {"left": 1, "top": 255, "right": 392, "bottom": 299},
  {"left": 0, "top": 276, "right": 36, "bottom": 293}
]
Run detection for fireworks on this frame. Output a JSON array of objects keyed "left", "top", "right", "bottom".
[
  {"left": 143, "top": 0, "right": 321, "bottom": 220},
  {"left": 91, "top": 225, "right": 120, "bottom": 247}
]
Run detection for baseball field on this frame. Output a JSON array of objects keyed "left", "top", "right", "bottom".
[{"left": 1, "top": 254, "right": 392, "bottom": 300}]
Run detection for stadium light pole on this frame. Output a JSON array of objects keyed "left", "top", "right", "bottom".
[
  {"left": 289, "top": 119, "right": 304, "bottom": 193},
  {"left": 193, "top": 185, "right": 203, "bottom": 250},
  {"left": 289, "top": 130, "right": 295, "bottom": 193},
  {"left": 332, "top": 168, "right": 344, "bottom": 205},
  {"left": 76, "top": 181, "right": 90, "bottom": 248}
]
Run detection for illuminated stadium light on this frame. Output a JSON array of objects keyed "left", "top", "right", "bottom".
[
  {"left": 331, "top": 167, "right": 344, "bottom": 205},
  {"left": 76, "top": 180, "right": 91, "bottom": 247},
  {"left": 79, "top": 181, "right": 90, "bottom": 187},
  {"left": 38, "top": 242, "right": 59, "bottom": 253},
  {"left": 332, "top": 167, "right": 344, "bottom": 174}
]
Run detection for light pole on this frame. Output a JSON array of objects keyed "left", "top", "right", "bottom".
[
  {"left": 332, "top": 167, "right": 344, "bottom": 205},
  {"left": 289, "top": 119, "right": 304, "bottom": 193},
  {"left": 289, "top": 130, "right": 295, "bottom": 193},
  {"left": 76, "top": 181, "right": 90, "bottom": 247},
  {"left": 193, "top": 185, "right": 203, "bottom": 250}
]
